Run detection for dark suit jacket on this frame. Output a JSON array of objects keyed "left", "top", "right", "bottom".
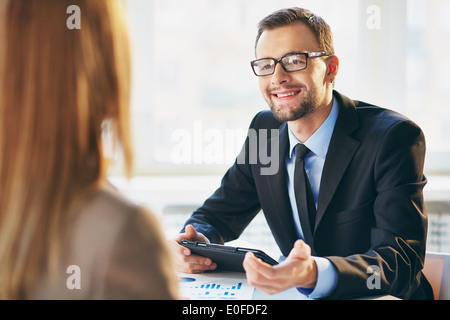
[{"left": 183, "top": 90, "right": 432, "bottom": 299}]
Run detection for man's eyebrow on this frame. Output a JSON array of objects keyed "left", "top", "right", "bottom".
[{"left": 256, "top": 51, "right": 316, "bottom": 60}]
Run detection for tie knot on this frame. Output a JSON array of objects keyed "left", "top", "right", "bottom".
[{"left": 295, "top": 143, "right": 310, "bottom": 160}]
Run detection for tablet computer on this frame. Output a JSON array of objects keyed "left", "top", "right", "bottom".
[{"left": 180, "top": 240, "right": 279, "bottom": 272}]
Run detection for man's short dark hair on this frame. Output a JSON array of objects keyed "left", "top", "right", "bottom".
[{"left": 255, "top": 7, "right": 335, "bottom": 56}]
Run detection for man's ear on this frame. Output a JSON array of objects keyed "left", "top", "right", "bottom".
[{"left": 326, "top": 55, "right": 339, "bottom": 83}]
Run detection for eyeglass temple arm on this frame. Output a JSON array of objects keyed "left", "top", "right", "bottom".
[{"left": 307, "top": 52, "right": 328, "bottom": 57}]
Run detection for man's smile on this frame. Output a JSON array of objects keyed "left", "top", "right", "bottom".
[{"left": 270, "top": 88, "right": 303, "bottom": 100}]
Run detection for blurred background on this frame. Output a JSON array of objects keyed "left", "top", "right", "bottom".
[{"left": 108, "top": 0, "right": 450, "bottom": 256}]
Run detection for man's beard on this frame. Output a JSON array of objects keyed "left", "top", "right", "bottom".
[{"left": 266, "top": 86, "right": 320, "bottom": 123}]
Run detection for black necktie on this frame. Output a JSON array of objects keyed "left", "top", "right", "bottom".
[{"left": 294, "top": 144, "right": 317, "bottom": 240}]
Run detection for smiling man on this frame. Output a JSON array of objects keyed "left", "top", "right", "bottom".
[{"left": 170, "top": 7, "right": 433, "bottom": 300}]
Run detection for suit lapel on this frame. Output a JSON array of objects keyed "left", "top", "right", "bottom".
[{"left": 314, "top": 92, "right": 361, "bottom": 230}]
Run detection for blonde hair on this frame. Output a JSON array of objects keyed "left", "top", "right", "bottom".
[{"left": 0, "top": 0, "right": 132, "bottom": 298}]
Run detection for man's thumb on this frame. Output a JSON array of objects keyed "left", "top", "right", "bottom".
[
  {"left": 289, "top": 240, "right": 311, "bottom": 260},
  {"left": 185, "top": 224, "right": 198, "bottom": 240}
]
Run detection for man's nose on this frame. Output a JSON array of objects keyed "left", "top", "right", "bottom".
[{"left": 271, "top": 63, "right": 291, "bottom": 86}]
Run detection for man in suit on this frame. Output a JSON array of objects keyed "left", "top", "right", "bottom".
[{"left": 170, "top": 7, "right": 433, "bottom": 299}]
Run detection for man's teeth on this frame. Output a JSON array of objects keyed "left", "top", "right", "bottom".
[{"left": 276, "top": 92, "right": 298, "bottom": 98}]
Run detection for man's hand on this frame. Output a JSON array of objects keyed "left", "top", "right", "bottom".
[
  {"left": 243, "top": 240, "right": 318, "bottom": 295},
  {"left": 169, "top": 224, "right": 217, "bottom": 274}
]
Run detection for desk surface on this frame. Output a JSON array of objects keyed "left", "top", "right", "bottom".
[
  {"left": 178, "top": 270, "right": 307, "bottom": 300},
  {"left": 177, "top": 270, "right": 400, "bottom": 300}
]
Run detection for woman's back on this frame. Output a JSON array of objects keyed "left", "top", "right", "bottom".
[{"left": 28, "top": 185, "right": 178, "bottom": 299}]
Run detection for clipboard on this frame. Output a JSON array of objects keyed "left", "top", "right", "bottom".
[{"left": 180, "top": 240, "right": 279, "bottom": 272}]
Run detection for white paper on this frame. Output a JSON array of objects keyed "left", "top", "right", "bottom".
[{"left": 178, "top": 273, "right": 254, "bottom": 300}]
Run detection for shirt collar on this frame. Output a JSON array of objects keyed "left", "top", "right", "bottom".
[{"left": 288, "top": 96, "right": 339, "bottom": 159}]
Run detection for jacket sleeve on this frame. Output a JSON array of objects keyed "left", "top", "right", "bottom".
[{"left": 327, "top": 119, "right": 429, "bottom": 299}]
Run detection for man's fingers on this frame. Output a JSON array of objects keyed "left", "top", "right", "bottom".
[
  {"left": 169, "top": 238, "right": 217, "bottom": 273},
  {"left": 177, "top": 253, "right": 217, "bottom": 273},
  {"left": 243, "top": 252, "right": 274, "bottom": 282},
  {"left": 247, "top": 252, "right": 275, "bottom": 277},
  {"left": 168, "top": 239, "right": 190, "bottom": 255},
  {"left": 244, "top": 253, "right": 285, "bottom": 295},
  {"left": 171, "top": 225, "right": 216, "bottom": 273}
]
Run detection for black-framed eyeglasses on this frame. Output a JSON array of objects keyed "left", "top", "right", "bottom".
[{"left": 250, "top": 52, "right": 329, "bottom": 77}]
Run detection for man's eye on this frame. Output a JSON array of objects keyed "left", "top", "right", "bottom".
[{"left": 287, "top": 57, "right": 305, "bottom": 65}]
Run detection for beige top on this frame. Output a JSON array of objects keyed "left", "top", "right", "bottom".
[{"left": 27, "top": 186, "right": 178, "bottom": 300}]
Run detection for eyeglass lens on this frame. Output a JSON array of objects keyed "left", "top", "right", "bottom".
[{"left": 252, "top": 53, "right": 307, "bottom": 76}]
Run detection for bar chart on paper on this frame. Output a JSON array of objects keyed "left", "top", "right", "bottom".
[{"left": 178, "top": 273, "right": 254, "bottom": 300}]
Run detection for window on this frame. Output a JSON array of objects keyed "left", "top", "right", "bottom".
[{"left": 124, "top": 0, "right": 450, "bottom": 176}]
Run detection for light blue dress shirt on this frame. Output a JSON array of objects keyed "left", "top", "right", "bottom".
[{"left": 285, "top": 97, "right": 339, "bottom": 298}]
